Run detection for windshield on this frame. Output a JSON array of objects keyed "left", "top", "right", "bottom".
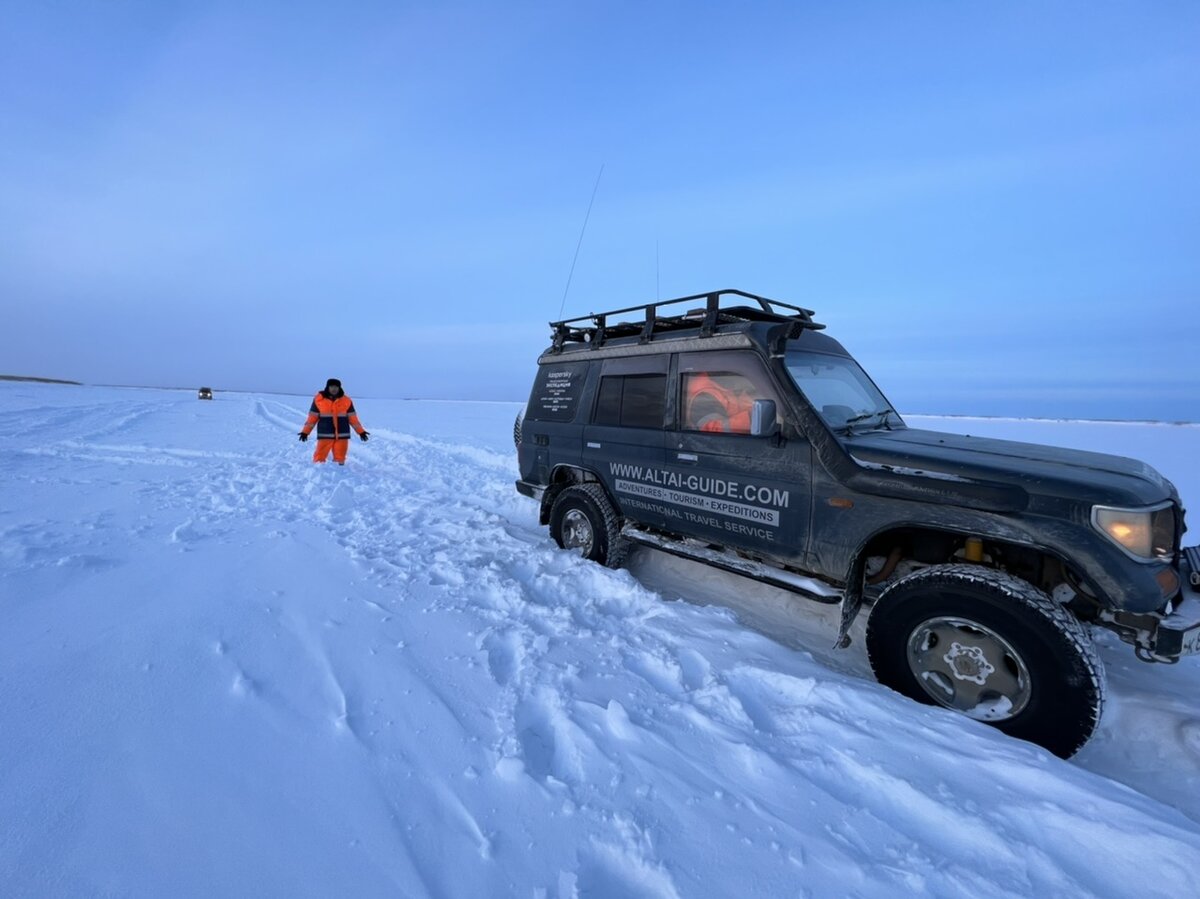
[{"left": 784, "top": 349, "right": 901, "bottom": 432}]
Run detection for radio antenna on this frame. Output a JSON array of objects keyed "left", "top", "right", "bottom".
[
  {"left": 558, "top": 164, "right": 604, "bottom": 320},
  {"left": 656, "top": 239, "right": 660, "bottom": 301}
]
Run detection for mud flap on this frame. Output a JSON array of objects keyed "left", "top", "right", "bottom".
[
  {"left": 834, "top": 554, "right": 868, "bottom": 649},
  {"left": 835, "top": 589, "right": 863, "bottom": 649}
]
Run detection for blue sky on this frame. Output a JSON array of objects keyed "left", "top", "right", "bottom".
[{"left": 2, "top": 1, "right": 1197, "bottom": 419}]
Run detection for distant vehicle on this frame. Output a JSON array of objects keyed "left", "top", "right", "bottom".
[
  {"left": 198, "top": 387, "right": 213, "bottom": 400},
  {"left": 514, "top": 289, "right": 1199, "bottom": 758}
]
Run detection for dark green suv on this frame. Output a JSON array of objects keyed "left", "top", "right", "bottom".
[{"left": 515, "top": 290, "right": 1199, "bottom": 758}]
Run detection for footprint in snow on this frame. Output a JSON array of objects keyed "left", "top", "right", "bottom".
[
  {"left": 514, "top": 692, "right": 586, "bottom": 785},
  {"left": 323, "top": 482, "right": 356, "bottom": 519},
  {"left": 1180, "top": 719, "right": 1200, "bottom": 759},
  {"left": 604, "top": 700, "right": 638, "bottom": 741},
  {"left": 230, "top": 670, "right": 258, "bottom": 698},
  {"left": 624, "top": 652, "right": 685, "bottom": 697},
  {"left": 575, "top": 836, "right": 682, "bottom": 899},
  {"left": 482, "top": 629, "right": 525, "bottom": 686},
  {"left": 676, "top": 648, "right": 712, "bottom": 692},
  {"left": 52, "top": 553, "right": 118, "bottom": 570}
]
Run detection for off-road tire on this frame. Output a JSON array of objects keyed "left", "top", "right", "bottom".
[
  {"left": 548, "top": 483, "right": 629, "bottom": 569},
  {"left": 865, "top": 563, "right": 1105, "bottom": 758},
  {"left": 513, "top": 410, "right": 524, "bottom": 448}
]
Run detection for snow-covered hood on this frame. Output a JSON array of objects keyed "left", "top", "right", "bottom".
[{"left": 846, "top": 427, "right": 1177, "bottom": 508}]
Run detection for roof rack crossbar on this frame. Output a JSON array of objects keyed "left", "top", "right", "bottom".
[{"left": 547, "top": 289, "right": 823, "bottom": 353}]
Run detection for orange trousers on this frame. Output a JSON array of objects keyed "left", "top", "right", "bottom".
[{"left": 312, "top": 438, "right": 349, "bottom": 464}]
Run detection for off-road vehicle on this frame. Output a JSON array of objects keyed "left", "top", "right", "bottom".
[
  {"left": 198, "top": 387, "right": 213, "bottom": 400},
  {"left": 514, "top": 290, "right": 1200, "bottom": 757}
]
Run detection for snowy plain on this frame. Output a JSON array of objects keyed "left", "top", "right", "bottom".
[{"left": 2, "top": 382, "right": 1199, "bottom": 898}]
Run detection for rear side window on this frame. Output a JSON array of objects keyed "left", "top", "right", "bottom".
[{"left": 593, "top": 373, "right": 667, "bottom": 428}]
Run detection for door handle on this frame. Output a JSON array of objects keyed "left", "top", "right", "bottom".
[{"left": 676, "top": 452, "right": 699, "bottom": 462}]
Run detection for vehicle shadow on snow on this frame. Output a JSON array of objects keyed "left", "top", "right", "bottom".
[{"left": 625, "top": 545, "right": 1200, "bottom": 826}]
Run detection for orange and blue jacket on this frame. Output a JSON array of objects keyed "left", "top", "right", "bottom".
[{"left": 302, "top": 391, "right": 366, "bottom": 441}]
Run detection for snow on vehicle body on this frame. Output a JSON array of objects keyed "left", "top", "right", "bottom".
[{"left": 515, "top": 290, "right": 1200, "bottom": 757}]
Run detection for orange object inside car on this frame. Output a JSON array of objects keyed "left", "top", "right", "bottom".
[{"left": 684, "top": 372, "right": 756, "bottom": 433}]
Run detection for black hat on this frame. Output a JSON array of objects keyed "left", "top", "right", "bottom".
[{"left": 325, "top": 378, "right": 342, "bottom": 389}]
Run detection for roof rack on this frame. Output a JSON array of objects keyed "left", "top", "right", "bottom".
[{"left": 548, "top": 289, "right": 824, "bottom": 353}]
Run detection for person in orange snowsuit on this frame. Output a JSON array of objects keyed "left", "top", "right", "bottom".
[{"left": 298, "top": 378, "right": 369, "bottom": 464}]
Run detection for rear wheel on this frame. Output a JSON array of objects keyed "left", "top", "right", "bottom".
[
  {"left": 865, "top": 563, "right": 1104, "bottom": 758},
  {"left": 548, "top": 484, "right": 628, "bottom": 569}
]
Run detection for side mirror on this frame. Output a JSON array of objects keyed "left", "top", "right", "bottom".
[{"left": 750, "top": 399, "right": 778, "bottom": 437}]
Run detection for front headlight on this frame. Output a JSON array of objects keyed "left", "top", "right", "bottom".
[{"left": 1091, "top": 502, "right": 1175, "bottom": 562}]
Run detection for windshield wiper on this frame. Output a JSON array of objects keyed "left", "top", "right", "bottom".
[{"left": 843, "top": 407, "right": 896, "bottom": 434}]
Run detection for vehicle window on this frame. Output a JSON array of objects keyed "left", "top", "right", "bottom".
[
  {"left": 593, "top": 374, "right": 667, "bottom": 428},
  {"left": 785, "top": 349, "right": 897, "bottom": 429},
  {"left": 527, "top": 362, "right": 589, "bottom": 422},
  {"left": 680, "top": 352, "right": 779, "bottom": 434}
]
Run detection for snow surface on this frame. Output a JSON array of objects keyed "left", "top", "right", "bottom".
[{"left": 2, "top": 384, "right": 1199, "bottom": 898}]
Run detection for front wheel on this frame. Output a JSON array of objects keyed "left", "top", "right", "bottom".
[
  {"left": 865, "top": 564, "right": 1105, "bottom": 758},
  {"left": 548, "top": 484, "right": 628, "bottom": 569}
]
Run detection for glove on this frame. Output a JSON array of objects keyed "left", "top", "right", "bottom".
[
  {"left": 298, "top": 432, "right": 308, "bottom": 442},
  {"left": 359, "top": 431, "right": 370, "bottom": 442}
]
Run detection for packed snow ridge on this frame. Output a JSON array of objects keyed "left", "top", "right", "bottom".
[{"left": 2, "top": 384, "right": 1199, "bottom": 897}]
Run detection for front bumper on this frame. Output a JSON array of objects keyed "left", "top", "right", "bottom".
[
  {"left": 1101, "top": 545, "right": 1200, "bottom": 662},
  {"left": 1186, "top": 545, "right": 1200, "bottom": 589},
  {"left": 1153, "top": 592, "right": 1200, "bottom": 659},
  {"left": 1155, "top": 546, "right": 1200, "bottom": 658}
]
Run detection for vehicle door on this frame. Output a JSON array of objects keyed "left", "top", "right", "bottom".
[
  {"left": 671, "top": 350, "right": 814, "bottom": 564},
  {"left": 582, "top": 355, "right": 673, "bottom": 530}
]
